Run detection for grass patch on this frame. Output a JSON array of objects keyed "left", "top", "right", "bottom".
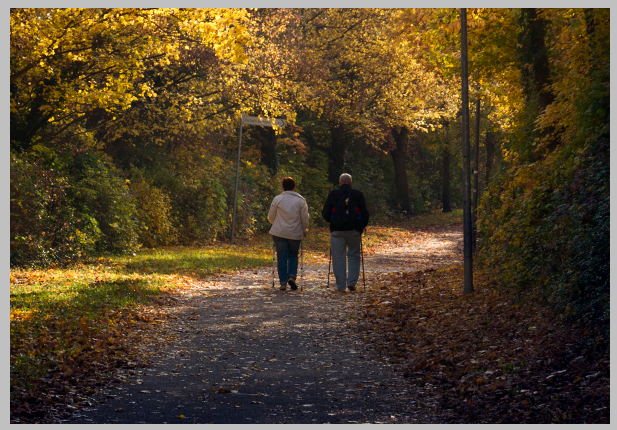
[
  {"left": 10, "top": 266, "right": 163, "bottom": 391},
  {"left": 116, "top": 244, "right": 273, "bottom": 278}
]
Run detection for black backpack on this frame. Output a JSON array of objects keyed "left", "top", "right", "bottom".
[{"left": 330, "top": 187, "right": 363, "bottom": 231}]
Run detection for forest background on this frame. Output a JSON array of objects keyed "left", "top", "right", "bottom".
[{"left": 10, "top": 8, "right": 609, "bottom": 352}]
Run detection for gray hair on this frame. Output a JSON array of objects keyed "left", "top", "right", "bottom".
[{"left": 339, "top": 173, "right": 352, "bottom": 185}]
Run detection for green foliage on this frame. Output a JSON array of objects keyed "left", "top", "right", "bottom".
[
  {"left": 129, "top": 176, "right": 176, "bottom": 248},
  {"left": 478, "top": 131, "right": 609, "bottom": 351},
  {"left": 407, "top": 167, "right": 440, "bottom": 215},
  {"left": 172, "top": 174, "right": 228, "bottom": 242},
  {"left": 10, "top": 152, "right": 101, "bottom": 266},
  {"left": 277, "top": 143, "right": 333, "bottom": 228},
  {"left": 159, "top": 150, "right": 230, "bottom": 243},
  {"left": 294, "top": 164, "right": 333, "bottom": 227},
  {"left": 10, "top": 147, "right": 143, "bottom": 267},
  {"left": 68, "top": 150, "right": 139, "bottom": 254},
  {"left": 232, "top": 161, "right": 279, "bottom": 237},
  {"left": 405, "top": 125, "right": 465, "bottom": 214},
  {"left": 477, "top": 8, "right": 610, "bottom": 352},
  {"left": 343, "top": 142, "right": 397, "bottom": 222}
]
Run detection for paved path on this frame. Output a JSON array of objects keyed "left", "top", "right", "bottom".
[{"left": 69, "top": 225, "right": 462, "bottom": 424}]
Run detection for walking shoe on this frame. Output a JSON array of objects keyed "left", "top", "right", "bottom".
[
  {"left": 279, "top": 284, "right": 287, "bottom": 291},
  {"left": 347, "top": 284, "right": 356, "bottom": 291},
  {"left": 288, "top": 277, "right": 298, "bottom": 290}
]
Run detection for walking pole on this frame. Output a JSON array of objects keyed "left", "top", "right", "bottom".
[
  {"left": 300, "top": 241, "right": 304, "bottom": 292},
  {"left": 327, "top": 243, "right": 331, "bottom": 288},
  {"left": 272, "top": 242, "right": 276, "bottom": 289},
  {"left": 360, "top": 237, "right": 365, "bottom": 292}
]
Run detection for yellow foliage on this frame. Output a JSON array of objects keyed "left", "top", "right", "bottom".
[{"left": 11, "top": 8, "right": 253, "bottom": 141}]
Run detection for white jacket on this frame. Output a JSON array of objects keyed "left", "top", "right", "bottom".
[{"left": 268, "top": 191, "right": 309, "bottom": 240}]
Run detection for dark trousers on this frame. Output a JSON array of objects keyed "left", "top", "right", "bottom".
[{"left": 272, "top": 235, "right": 301, "bottom": 286}]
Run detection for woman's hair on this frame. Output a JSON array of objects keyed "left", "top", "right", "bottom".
[{"left": 282, "top": 177, "right": 295, "bottom": 191}]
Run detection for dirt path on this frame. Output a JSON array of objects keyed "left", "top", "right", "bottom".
[{"left": 68, "top": 225, "right": 463, "bottom": 424}]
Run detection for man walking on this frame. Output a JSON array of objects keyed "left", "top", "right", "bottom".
[{"left": 322, "top": 173, "right": 369, "bottom": 292}]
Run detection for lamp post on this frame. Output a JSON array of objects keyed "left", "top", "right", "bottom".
[{"left": 460, "top": 8, "right": 473, "bottom": 294}]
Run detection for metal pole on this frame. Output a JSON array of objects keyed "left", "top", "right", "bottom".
[
  {"left": 460, "top": 8, "right": 474, "bottom": 294},
  {"left": 327, "top": 243, "right": 331, "bottom": 288},
  {"left": 300, "top": 241, "right": 303, "bottom": 292},
  {"left": 473, "top": 93, "right": 480, "bottom": 254},
  {"left": 361, "top": 236, "right": 366, "bottom": 292},
  {"left": 231, "top": 119, "right": 243, "bottom": 244},
  {"left": 272, "top": 242, "right": 277, "bottom": 288}
]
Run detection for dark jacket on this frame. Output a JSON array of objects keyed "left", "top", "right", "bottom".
[{"left": 321, "top": 184, "right": 370, "bottom": 233}]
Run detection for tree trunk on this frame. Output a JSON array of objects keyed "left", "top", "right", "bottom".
[
  {"left": 460, "top": 8, "right": 474, "bottom": 294},
  {"left": 328, "top": 123, "right": 348, "bottom": 186},
  {"left": 518, "top": 8, "right": 557, "bottom": 155},
  {"left": 442, "top": 148, "right": 452, "bottom": 213},
  {"left": 390, "top": 126, "right": 412, "bottom": 215},
  {"left": 485, "top": 128, "right": 496, "bottom": 186},
  {"left": 254, "top": 126, "right": 278, "bottom": 175}
]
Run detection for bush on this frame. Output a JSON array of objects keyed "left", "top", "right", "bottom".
[
  {"left": 290, "top": 164, "right": 333, "bottom": 228},
  {"left": 149, "top": 148, "right": 229, "bottom": 243},
  {"left": 172, "top": 174, "right": 228, "bottom": 242},
  {"left": 10, "top": 151, "right": 100, "bottom": 266},
  {"left": 276, "top": 147, "right": 332, "bottom": 229},
  {"left": 129, "top": 176, "right": 176, "bottom": 247},
  {"left": 478, "top": 129, "right": 609, "bottom": 351},
  {"left": 68, "top": 150, "right": 139, "bottom": 254}
]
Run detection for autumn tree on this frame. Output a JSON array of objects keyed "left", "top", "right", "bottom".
[
  {"left": 476, "top": 8, "right": 610, "bottom": 347},
  {"left": 297, "top": 8, "right": 457, "bottom": 217},
  {"left": 10, "top": 9, "right": 254, "bottom": 151},
  {"left": 10, "top": 8, "right": 309, "bottom": 258}
]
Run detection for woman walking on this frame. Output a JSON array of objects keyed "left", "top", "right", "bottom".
[{"left": 267, "top": 177, "right": 309, "bottom": 291}]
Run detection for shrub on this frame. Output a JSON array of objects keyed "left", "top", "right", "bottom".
[
  {"left": 478, "top": 129, "right": 609, "bottom": 351},
  {"left": 68, "top": 150, "right": 139, "bottom": 254},
  {"left": 151, "top": 149, "right": 229, "bottom": 243},
  {"left": 172, "top": 174, "right": 228, "bottom": 243},
  {"left": 274, "top": 149, "right": 332, "bottom": 229},
  {"left": 10, "top": 151, "right": 100, "bottom": 266},
  {"left": 290, "top": 164, "right": 333, "bottom": 228},
  {"left": 129, "top": 177, "right": 176, "bottom": 247}
]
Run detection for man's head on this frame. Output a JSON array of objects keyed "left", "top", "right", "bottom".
[
  {"left": 339, "top": 173, "right": 352, "bottom": 186},
  {"left": 282, "top": 177, "right": 296, "bottom": 191}
]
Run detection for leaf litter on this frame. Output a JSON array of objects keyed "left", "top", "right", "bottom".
[{"left": 357, "top": 266, "right": 609, "bottom": 423}]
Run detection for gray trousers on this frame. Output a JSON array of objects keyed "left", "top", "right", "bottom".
[{"left": 331, "top": 229, "right": 361, "bottom": 291}]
